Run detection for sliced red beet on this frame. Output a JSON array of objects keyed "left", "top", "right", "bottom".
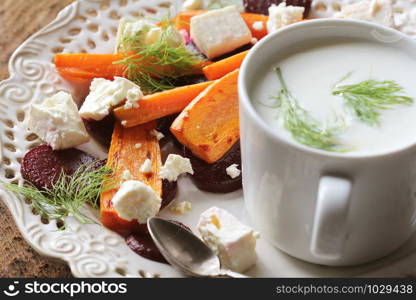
[
  {"left": 184, "top": 141, "right": 242, "bottom": 194},
  {"left": 126, "top": 233, "right": 167, "bottom": 264},
  {"left": 126, "top": 220, "right": 191, "bottom": 263},
  {"left": 83, "top": 114, "right": 116, "bottom": 148},
  {"left": 21, "top": 145, "right": 101, "bottom": 190},
  {"left": 243, "top": 0, "right": 311, "bottom": 18}
]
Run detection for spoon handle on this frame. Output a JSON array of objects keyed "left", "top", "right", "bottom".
[{"left": 218, "top": 269, "right": 250, "bottom": 278}]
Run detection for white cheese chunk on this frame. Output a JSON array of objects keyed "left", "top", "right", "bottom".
[
  {"left": 226, "top": 164, "right": 241, "bottom": 179},
  {"left": 198, "top": 207, "right": 258, "bottom": 272},
  {"left": 79, "top": 77, "right": 143, "bottom": 121},
  {"left": 190, "top": 5, "right": 252, "bottom": 59},
  {"left": 267, "top": 2, "right": 304, "bottom": 33},
  {"left": 159, "top": 154, "right": 194, "bottom": 182},
  {"left": 169, "top": 201, "right": 192, "bottom": 214},
  {"left": 252, "top": 21, "right": 264, "bottom": 31},
  {"left": 134, "top": 143, "right": 142, "bottom": 149},
  {"left": 121, "top": 170, "right": 132, "bottom": 181},
  {"left": 140, "top": 158, "right": 153, "bottom": 173},
  {"left": 335, "top": 0, "right": 395, "bottom": 28},
  {"left": 27, "top": 91, "right": 90, "bottom": 150},
  {"left": 112, "top": 180, "right": 161, "bottom": 223}
]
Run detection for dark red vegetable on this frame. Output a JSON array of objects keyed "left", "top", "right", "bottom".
[
  {"left": 243, "top": 0, "right": 311, "bottom": 18},
  {"left": 21, "top": 145, "right": 100, "bottom": 189},
  {"left": 184, "top": 141, "right": 242, "bottom": 194},
  {"left": 83, "top": 114, "right": 116, "bottom": 148}
]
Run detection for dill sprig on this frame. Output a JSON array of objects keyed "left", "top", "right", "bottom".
[
  {"left": 273, "top": 68, "right": 345, "bottom": 152},
  {"left": 115, "top": 20, "right": 203, "bottom": 94},
  {"left": 2, "top": 163, "right": 113, "bottom": 226},
  {"left": 333, "top": 76, "right": 414, "bottom": 126}
]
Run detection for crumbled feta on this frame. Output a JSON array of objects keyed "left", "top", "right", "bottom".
[
  {"left": 159, "top": 154, "right": 194, "bottom": 182},
  {"left": 190, "top": 6, "right": 252, "bottom": 59},
  {"left": 27, "top": 91, "right": 90, "bottom": 150},
  {"left": 169, "top": 201, "right": 192, "bottom": 214},
  {"left": 121, "top": 120, "right": 127, "bottom": 126},
  {"left": 335, "top": 0, "right": 394, "bottom": 28},
  {"left": 124, "top": 87, "right": 141, "bottom": 109},
  {"left": 267, "top": 2, "right": 304, "bottom": 33},
  {"left": 252, "top": 21, "right": 264, "bottom": 31},
  {"left": 122, "top": 170, "right": 132, "bottom": 181},
  {"left": 140, "top": 158, "right": 153, "bottom": 173},
  {"left": 182, "top": 0, "right": 202, "bottom": 11},
  {"left": 226, "top": 164, "right": 241, "bottom": 179},
  {"left": 150, "top": 129, "right": 165, "bottom": 141},
  {"left": 198, "top": 207, "right": 258, "bottom": 273},
  {"left": 112, "top": 180, "right": 161, "bottom": 223},
  {"left": 135, "top": 143, "right": 142, "bottom": 149},
  {"left": 79, "top": 77, "right": 143, "bottom": 121}
]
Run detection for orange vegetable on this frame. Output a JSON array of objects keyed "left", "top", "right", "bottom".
[
  {"left": 54, "top": 54, "right": 126, "bottom": 82},
  {"left": 203, "top": 50, "right": 249, "bottom": 80},
  {"left": 175, "top": 11, "right": 269, "bottom": 40},
  {"left": 100, "top": 122, "right": 162, "bottom": 235},
  {"left": 114, "top": 81, "right": 213, "bottom": 128},
  {"left": 171, "top": 69, "right": 240, "bottom": 163}
]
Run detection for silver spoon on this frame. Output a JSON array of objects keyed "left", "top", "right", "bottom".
[{"left": 147, "top": 217, "right": 248, "bottom": 278}]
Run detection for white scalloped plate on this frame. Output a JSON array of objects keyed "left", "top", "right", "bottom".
[{"left": 2, "top": 0, "right": 416, "bottom": 278}]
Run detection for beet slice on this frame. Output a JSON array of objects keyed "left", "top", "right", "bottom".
[
  {"left": 21, "top": 145, "right": 100, "bottom": 190},
  {"left": 83, "top": 114, "right": 116, "bottom": 148},
  {"left": 126, "top": 233, "right": 168, "bottom": 264},
  {"left": 184, "top": 141, "right": 242, "bottom": 194},
  {"left": 243, "top": 0, "right": 311, "bottom": 18},
  {"left": 127, "top": 220, "right": 191, "bottom": 263}
]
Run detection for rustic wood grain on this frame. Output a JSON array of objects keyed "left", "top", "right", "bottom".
[{"left": 0, "top": 0, "right": 76, "bottom": 278}]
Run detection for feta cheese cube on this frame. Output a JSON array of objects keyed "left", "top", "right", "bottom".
[
  {"left": 169, "top": 201, "right": 192, "bottom": 214},
  {"left": 150, "top": 129, "right": 165, "bottom": 141},
  {"left": 190, "top": 6, "right": 252, "bottom": 59},
  {"left": 134, "top": 143, "right": 142, "bottom": 149},
  {"left": 121, "top": 170, "right": 132, "bottom": 181},
  {"left": 140, "top": 158, "right": 153, "bottom": 173},
  {"left": 159, "top": 154, "right": 194, "bottom": 182},
  {"left": 252, "top": 21, "right": 264, "bottom": 31},
  {"left": 27, "top": 91, "right": 90, "bottom": 150},
  {"left": 335, "top": 0, "right": 395, "bottom": 28},
  {"left": 226, "top": 164, "right": 241, "bottom": 179},
  {"left": 112, "top": 180, "right": 161, "bottom": 223},
  {"left": 198, "top": 207, "right": 258, "bottom": 272},
  {"left": 267, "top": 2, "right": 304, "bottom": 33},
  {"left": 79, "top": 77, "right": 143, "bottom": 121}
]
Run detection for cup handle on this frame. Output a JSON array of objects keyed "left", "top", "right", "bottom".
[{"left": 310, "top": 176, "right": 352, "bottom": 260}]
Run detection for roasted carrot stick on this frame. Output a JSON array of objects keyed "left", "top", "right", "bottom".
[
  {"left": 203, "top": 50, "right": 249, "bottom": 80},
  {"left": 175, "top": 11, "right": 270, "bottom": 40},
  {"left": 114, "top": 81, "right": 213, "bottom": 127},
  {"left": 171, "top": 69, "right": 240, "bottom": 163},
  {"left": 54, "top": 53, "right": 126, "bottom": 82},
  {"left": 100, "top": 122, "right": 162, "bottom": 235}
]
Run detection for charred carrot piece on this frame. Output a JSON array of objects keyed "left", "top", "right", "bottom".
[
  {"left": 114, "top": 81, "right": 213, "bottom": 128},
  {"left": 203, "top": 50, "right": 249, "bottom": 80},
  {"left": 100, "top": 122, "right": 162, "bottom": 235},
  {"left": 171, "top": 69, "right": 240, "bottom": 163}
]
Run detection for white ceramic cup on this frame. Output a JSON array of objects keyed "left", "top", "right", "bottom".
[{"left": 239, "top": 19, "right": 416, "bottom": 266}]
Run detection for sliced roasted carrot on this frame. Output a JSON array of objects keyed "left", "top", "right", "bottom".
[
  {"left": 203, "top": 50, "right": 248, "bottom": 80},
  {"left": 100, "top": 121, "right": 162, "bottom": 235},
  {"left": 114, "top": 81, "right": 213, "bottom": 128},
  {"left": 175, "top": 10, "right": 269, "bottom": 40},
  {"left": 171, "top": 69, "right": 240, "bottom": 163},
  {"left": 54, "top": 53, "right": 126, "bottom": 81}
]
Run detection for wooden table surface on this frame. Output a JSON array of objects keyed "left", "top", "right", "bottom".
[{"left": 0, "top": 0, "right": 76, "bottom": 278}]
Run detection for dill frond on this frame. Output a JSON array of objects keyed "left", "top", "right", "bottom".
[
  {"left": 333, "top": 76, "right": 414, "bottom": 126},
  {"left": 115, "top": 20, "right": 203, "bottom": 94},
  {"left": 273, "top": 68, "right": 345, "bottom": 152},
  {"left": 3, "top": 163, "right": 113, "bottom": 225}
]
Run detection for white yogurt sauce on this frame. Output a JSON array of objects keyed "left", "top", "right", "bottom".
[{"left": 252, "top": 38, "right": 416, "bottom": 155}]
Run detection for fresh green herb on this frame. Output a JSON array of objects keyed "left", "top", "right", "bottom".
[
  {"left": 3, "top": 163, "right": 113, "bottom": 226},
  {"left": 115, "top": 20, "right": 203, "bottom": 94},
  {"left": 272, "top": 68, "right": 345, "bottom": 152},
  {"left": 332, "top": 75, "right": 414, "bottom": 126}
]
